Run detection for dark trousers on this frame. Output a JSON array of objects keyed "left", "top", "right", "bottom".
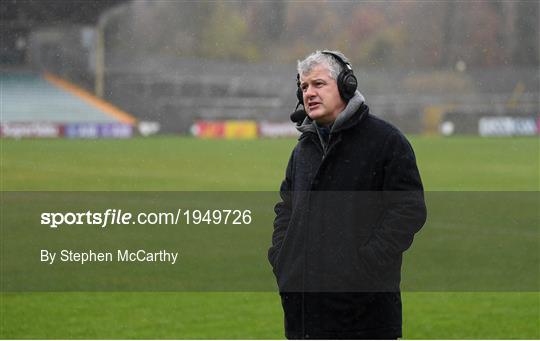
[{"left": 281, "top": 292, "right": 402, "bottom": 340}]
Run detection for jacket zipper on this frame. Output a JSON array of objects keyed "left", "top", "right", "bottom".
[
  {"left": 302, "top": 132, "right": 342, "bottom": 338},
  {"left": 307, "top": 133, "right": 343, "bottom": 188},
  {"left": 325, "top": 134, "right": 341, "bottom": 159}
]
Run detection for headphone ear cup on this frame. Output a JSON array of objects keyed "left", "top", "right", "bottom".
[
  {"left": 296, "top": 73, "right": 303, "bottom": 104},
  {"left": 296, "top": 86, "right": 303, "bottom": 104},
  {"left": 338, "top": 71, "right": 357, "bottom": 101}
]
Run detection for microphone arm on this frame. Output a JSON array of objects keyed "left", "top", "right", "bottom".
[{"left": 290, "top": 102, "right": 307, "bottom": 125}]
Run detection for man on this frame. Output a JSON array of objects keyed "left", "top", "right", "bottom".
[{"left": 268, "top": 50, "right": 427, "bottom": 339}]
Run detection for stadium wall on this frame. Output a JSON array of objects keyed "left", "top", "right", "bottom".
[{"left": 25, "top": 26, "right": 540, "bottom": 137}]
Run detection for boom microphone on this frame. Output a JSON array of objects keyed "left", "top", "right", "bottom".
[
  {"left": 291, "top": 101, "right": 307, "bottom": 126},
  {"left": 290, "top": 108, "right": 307, "bottom": 124}
]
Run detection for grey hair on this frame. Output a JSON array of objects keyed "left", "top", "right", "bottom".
[{"left": 297, "top": 50, "right": 349, "bottom": 80}]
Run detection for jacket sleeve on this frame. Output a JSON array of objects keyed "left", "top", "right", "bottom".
[
  {"left": 360, "top": 131, "right": 427, "bottom": 266},
  {"left": 268, "top": 151, "right": 294, "bottom": 270}
]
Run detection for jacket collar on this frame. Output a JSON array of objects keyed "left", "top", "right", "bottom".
[{"left": 297, "top": 91, "right": 367, "bottom": 136}]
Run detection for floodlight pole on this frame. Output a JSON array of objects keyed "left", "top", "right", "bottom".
[
  {"left": 95, "top": 4, "right": 127, "bottom": 98},
  {"left": 95, "top": 25, "right": 105, "bottom": 98}
]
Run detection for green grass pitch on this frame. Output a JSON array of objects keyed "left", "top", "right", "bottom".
[{"left": 1, "top": 136, "right": 539, "bottom": 339}]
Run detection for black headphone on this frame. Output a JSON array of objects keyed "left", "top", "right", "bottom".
[{"left": 296, "top": 50, "right": 358, "bottom": 104}]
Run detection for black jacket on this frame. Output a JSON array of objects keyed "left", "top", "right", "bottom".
[{"left": 269, "top": 93, "right": 427, "bottom": 339}]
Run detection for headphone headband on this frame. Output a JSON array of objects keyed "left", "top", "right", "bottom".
[
  {"left": 321, "top": 50, "right": 353, "bottom": 72},
  {"left": 296, "top": 50, "right": 358, "bottom": 104}
]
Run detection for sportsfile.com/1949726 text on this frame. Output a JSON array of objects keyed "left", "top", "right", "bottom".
[{"left": 40, "top": 208, "right": 252, "bottom": 228}]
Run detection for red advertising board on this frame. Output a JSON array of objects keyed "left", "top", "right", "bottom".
[{"left": 191, "top": 121, "right": 226, "bottom": 138}]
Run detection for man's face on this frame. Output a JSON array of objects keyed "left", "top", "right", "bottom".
[{"left": 300, "top": 63, "right": 346, "bottom": 125}]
